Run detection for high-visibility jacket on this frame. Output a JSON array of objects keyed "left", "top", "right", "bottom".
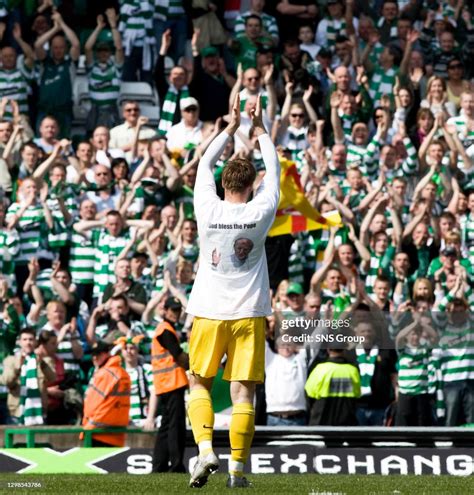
[
  {"left": 152, "top": 321, "right": 188, "bottom": 395},
  {"left": 82, "top": 355, "right": 131, "bottom": 447},
  {"left": 305, "top": 359, "right": 361, "bottom": 399}
]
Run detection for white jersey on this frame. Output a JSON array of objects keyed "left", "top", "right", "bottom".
[{"left": 187, "top": 132, "right": 280, "bottom": 320}]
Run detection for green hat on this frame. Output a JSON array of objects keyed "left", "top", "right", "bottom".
[
  {"left": 287, "top": 282, "right": 304, "bottom": 295},
  {"left": 201, "top": 46, "right": 218, "bottom": 58}
]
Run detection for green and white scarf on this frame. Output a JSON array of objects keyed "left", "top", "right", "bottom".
[
  {"left": 126, "top": 363, "right": 153, "bottom": 423},
  {"left": 119, "top": 0, "right": 155, "bottom": 71},
  {"left": 325, "top": 17, "right": 347, "bottom": 49},
  {"left": 356, "top": 346, "right": 379, "bottom": 397},
  {"left": 20, "top": 354, "right": 44, "bottom": 426},
  {"left": 369, "top": 67, "right": 397, "bottom": 107},
  {"left": 157, "top": 85, "right": 189, "bottom": 136},
  {"left": 284, "top": 126, "right": 308, "bottom": 153}
]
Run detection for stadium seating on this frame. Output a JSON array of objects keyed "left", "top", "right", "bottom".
[
  {"left": 118, "top": 82, "right": 159, "bottom": 107},
  {"left": 137, "top": 104, "right": 161, "bottom": 127}
]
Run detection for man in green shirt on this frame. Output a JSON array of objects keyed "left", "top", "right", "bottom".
[
  {"left": 229, "top": 15, "right": 273, "bottom": 70},
  {"left": 34, "top": 11, "right": 80, "bottom": 137}
]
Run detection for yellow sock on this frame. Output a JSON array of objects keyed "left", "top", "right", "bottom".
[
  {"left": 188, "top": 388, "right": 214, "bottom": 455},
  {"left": 229, "top": 403, "right": 255, "bottom": 476}
]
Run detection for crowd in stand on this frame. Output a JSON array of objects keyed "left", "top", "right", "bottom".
[{"left": 0, "top": 0, "right": 473, "bottom": 433}]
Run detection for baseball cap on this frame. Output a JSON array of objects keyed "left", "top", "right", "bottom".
[
  {"left": 201, "top": 46, "right": 218, "bottom": 58},
  {"left": 287, "top": 282, "right": 304, "bottom": 295},
  {"left": 91, "top": 340, "right": 112, "bottom": 355},
  {"left": 441, "top": 246, "right": 457, "bottom": 257},
  {"left": 180, "top": 97, "right": 199, "bottom": 111},
  {"left": 164, "top": 296, "right": 183, "bottom": 311}
]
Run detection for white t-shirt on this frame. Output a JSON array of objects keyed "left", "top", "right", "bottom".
[
  {"left": 186, "top": 131, "right": 280, "bottom": 319},
  {"left": 265, "top": 342, "right": 307, "bottom": 413},
  {"left": 166, "top": 120, "right": 203, "bottom": 151}
]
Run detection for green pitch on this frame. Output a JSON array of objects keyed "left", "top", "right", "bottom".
[{"left": 0, "top": 474, "right": 473, "bottom": 494}]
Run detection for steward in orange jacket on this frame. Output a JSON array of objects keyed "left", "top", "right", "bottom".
[
  {"left": 151, "top": 297, "right": 189, "bottom": 472},
  {"left": 82, "top": 341, "right": 131, "bottom": 447}
]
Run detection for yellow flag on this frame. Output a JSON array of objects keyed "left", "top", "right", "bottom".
[{"left": 268, "top": 158, "right": 342, "bottom": 237}]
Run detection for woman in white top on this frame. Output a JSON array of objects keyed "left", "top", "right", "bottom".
[{"left": 420, "top": 76, "right": 456, "bottom": 118}]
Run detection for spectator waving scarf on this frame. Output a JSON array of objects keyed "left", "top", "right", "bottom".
[
  {"left": 158, "top": 85, "right": 190, "bottom": 136},
  {"left": 20, "top": 354, "right": 44, "bottom": 426},
  {"left": 356, "top": 346, "right": 379, "bottom": 397}
]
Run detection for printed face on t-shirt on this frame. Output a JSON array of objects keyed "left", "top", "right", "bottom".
[
  {"left": 234, "top": 238, "right": 254, "bottom": 261},
  {"left": 208, "top": 223, "right": 258, "bottom": 273}
]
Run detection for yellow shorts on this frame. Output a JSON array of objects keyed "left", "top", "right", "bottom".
[{"left": 189, "top": 316, "right": 266, "bottom": 383}]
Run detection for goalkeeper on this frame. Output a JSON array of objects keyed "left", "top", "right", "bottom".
[{"left": 186, "top": 94, "right": 280, "bottom": 489}]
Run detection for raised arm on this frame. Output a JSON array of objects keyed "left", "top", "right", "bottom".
[
  {"left": 418, "top": 114, "right": 440, "bottom": 170},
  {"left": 34, "top": 20, "right": 61, "bottom": 60},
  {"left": 85, "top": 15, "right": 105, "bottom": 65},
  {"left": 195, "top": 96, "right": 240, "bottom": 204},
  {"left": 359, "top": 196, "right": 386, "bottom": 246},
  {"left": 330, "top": 92, "right": 344, "bottom": 144},
  {"left": 302, "top": 85, "right": 318, "bottom": 124},
  {"left": 400, "top": 30, "right": 419, "bottom": 76},
  {"left": 402, "top": 203, "right": 428, "bottom": 240},
  {"left": 12, "top": 23, "right": 35, "bottom": 68},
  {"left": 252, "top": 96, "right": 280, "bottom": 206},
  {"left": 310, "top": 250, "right": 336, "bottom": 293},
  {"left": 73, "top": 219, "right": 105, "bottom": 234},
  {"left": 412, "top": 164, "right": 437, "bottom": 202},
  {"left": 105, "top": 8, "right": 124, "bottom": 65},
  {"left": 2, "top": 124, "right": 23, "bottom": 168},
  {"left": 130, "top": 149, "right": 151, "bottom": 185},
  {"left": 279, "top": 81, "right": 294, "bottom": 127},
  {"left": 228, "top": 63, "right": 243, "bottom": 114},
  {"left": 53, "top": 11, "right": 80, "bottom": 61},
  {"left": 32, "top": 140, "right": 65, "bottom": 180},
  {"left": 162, "top": 153, "right": 180, "bottom": 191},
  {"left": 50, "top": 262, "right": 75, "bottom": 306},
  {"left": 263, "top": 64, "right": 277, "bottom": 120},
  {"left": 388, "top": 206, "right": 402, "bottom": 247},
  {"left": 39, "top": 182, "right": 54, "bottom": 230},
  {"left": 347, "top": 223, "right": 371, "bottom": 263}
]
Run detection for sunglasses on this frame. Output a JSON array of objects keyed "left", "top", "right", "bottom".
[
  {"left": 125, "top": 108, "right": 139, "bottom": 113},
  {"left": 448, "top": 64, "right": 463, "bottom": 70},
  {"left": 184, "top": 106, "right": 198, "bottom": 112},
  {"left": 291, "top": 113, "right": 304, "bottom": 118}
]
